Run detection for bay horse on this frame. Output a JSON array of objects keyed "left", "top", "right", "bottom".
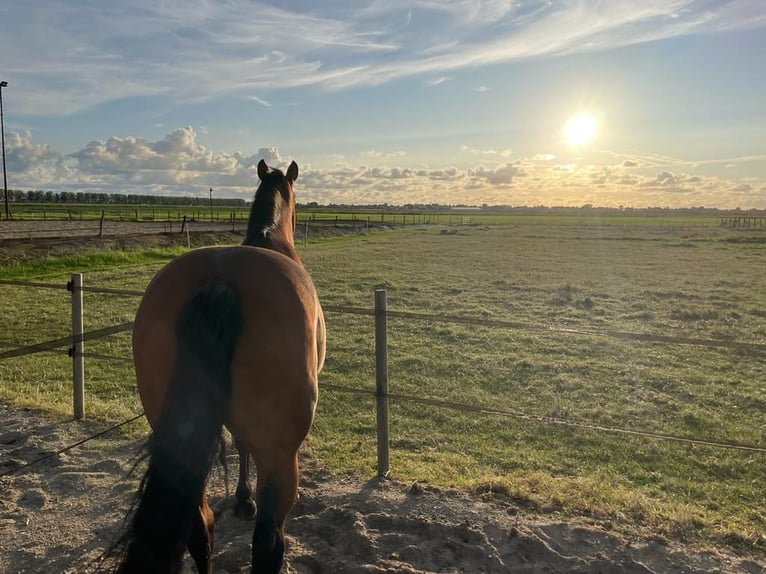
[{"left": 113, "top": 160, "right": 325, "bottom": 573}]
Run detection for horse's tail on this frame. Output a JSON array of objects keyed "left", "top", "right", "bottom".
[{"left": 116, "top": 281, "right": 242, "bottom": 572}]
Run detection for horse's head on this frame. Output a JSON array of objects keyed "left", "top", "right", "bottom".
[{"left": 245, "top": 159, "right": 299, "bottom": 253}]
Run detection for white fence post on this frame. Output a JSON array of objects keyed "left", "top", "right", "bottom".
[
  {"left": 375, "top": 288, "right": 390, "bottom": 478},
  {"left": 68, "top": 273, "right": 85, "bottom": 420}
]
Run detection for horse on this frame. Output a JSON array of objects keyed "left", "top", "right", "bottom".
[{"left": 112, "top": 159, "right": 325, "bottom": 573}]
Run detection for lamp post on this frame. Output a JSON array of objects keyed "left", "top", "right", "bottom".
[{"left": 0, "top": 81, "right": 9, "bottom": 220}]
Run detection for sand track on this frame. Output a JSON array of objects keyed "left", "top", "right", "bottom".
[{"left": 0, "top": 403, "right": 762, "bottom": 573}]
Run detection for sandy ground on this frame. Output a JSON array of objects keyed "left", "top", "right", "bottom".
[{"left": 0, "top": 403, "right": 763, "bottom": 574}]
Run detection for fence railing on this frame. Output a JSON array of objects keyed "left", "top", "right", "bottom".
[
  {"left": 1, "top": 276, "right": 765, "bottom": 480},
  {"left": 0, "top": 212, "right": 443, "bottom": 241}
]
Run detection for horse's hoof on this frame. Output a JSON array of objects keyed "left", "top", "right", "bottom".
[{"left": 234, "top": 497, "right": 256, "bottom": 519}]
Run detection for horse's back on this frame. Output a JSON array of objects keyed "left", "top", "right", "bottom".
[{"left": 133, "top": 245, "right": 323, "bottom": 443}]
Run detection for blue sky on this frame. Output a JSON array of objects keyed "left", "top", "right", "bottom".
[{"left": 1, "top": 0, "right": 765, "bottom": 207}]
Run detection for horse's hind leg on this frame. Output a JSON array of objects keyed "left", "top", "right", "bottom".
[
  {"left": 252, "top": 453, "right": 299, "bottom": 574},
  {"left": 234, "top": 437, "right": 256, "bottom": 518},
  {"left": 188, "top": 489, "right": 215, "bottom": 574}
]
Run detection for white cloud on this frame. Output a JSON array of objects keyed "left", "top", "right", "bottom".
[
  {"left": 3, "top": 1, "right": 765, "bottom": 115},
  {"left": 5, "top": 131, "right": 61, "bottom": 173},
  {"left": 6, "top": 127, "right": 766, "bottom": 208},
  {"left": 247, "top": 96, "right": 272, "bottom": 108},
  {"left": 461, "top": 145, "right": 513, "bottom": 157}
]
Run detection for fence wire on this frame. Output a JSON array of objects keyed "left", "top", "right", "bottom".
[
  {"left": 320, "top": 383, "right": 766, "bottom": 454},
  {"left": 323, "top": 305, "right": 766, "bottom": 353},
  {"left": 0, "top": 323, "right": 133, "bottom": 361},
  {"left": 1, "top": 279, "right": 764, "bottom": 457},
  {"left": 0, "top": 412, "right": 145, "bottom": 479}
]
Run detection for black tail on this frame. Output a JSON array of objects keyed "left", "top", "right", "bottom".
[{"left": 115, "top": 281, "right": 242, "bottom": 573}]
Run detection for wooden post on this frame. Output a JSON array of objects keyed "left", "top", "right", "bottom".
[
  {"left": 180, "top": 215, "right": 187, "bottom": 234},
  {"left": 304, "top": 219, "right": 309, "bottom": 248},
  {"left": 68, "top": 273, "right": 85, "bottom": 420},
  {"left": 98, "top": 210, "right": 105, "bottom": 237},
  {"left": 375, "top": 289, "right": 390, "bottom": 478}
]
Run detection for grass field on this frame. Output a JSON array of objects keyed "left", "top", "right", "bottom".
[
  {"left": 0, "top": 219, "right": 764, "bottom": 552},
  {"left": 4, "top": 201, "right": 747, "bottom": 227}
]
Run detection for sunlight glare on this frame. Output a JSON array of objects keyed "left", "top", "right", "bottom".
[{"left": 564, "top": 113, "right": 597, "bottom": 147}]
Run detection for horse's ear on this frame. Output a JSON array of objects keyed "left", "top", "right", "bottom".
[
  {"left": 286, "top": 161, "right": 299, "bottom": 183},
  {"left": 257, "top": 159, "right": 269, "bottom": 180}
]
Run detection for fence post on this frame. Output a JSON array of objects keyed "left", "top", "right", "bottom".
[
  {"left": 304, "top": 219, "right": 309, "bottom": 248},
  {"left": 98, "top": 210, "right": 105, "bottom": 237},
  {"left": 375, "top": 288, "right": 390, "bottom": 478},
  {"left": 68, "top": 273, "right": 85, "bottom": 420}
]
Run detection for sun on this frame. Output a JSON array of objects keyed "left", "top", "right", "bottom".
[{"left": 564, "top": 113, "right": 597, "bottom": 147}]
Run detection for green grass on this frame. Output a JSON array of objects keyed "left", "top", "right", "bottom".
[
  {"left": 0, "top": 247, "right": 188, "bottom": 280},
  {"left": 7, "top": 202, "right": 744, "bottom": 227},
  {"left": 1, "top": 221, "right": 764, "bottom": 553}
]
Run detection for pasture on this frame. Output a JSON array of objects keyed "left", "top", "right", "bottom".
[{"left": 0, "top": 218, "right": 764, "bottom": 553}]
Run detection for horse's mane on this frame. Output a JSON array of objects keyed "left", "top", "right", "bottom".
[{"left": 243, "top": 168, "right": 289, "bottom": 247}]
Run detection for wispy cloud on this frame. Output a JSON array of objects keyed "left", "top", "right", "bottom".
[
  {"left": 247, "top": 95, "right": 272, "bottom": 108},
  {"left": 3, "top": 1, "right": 764, "bottom": 115},
  {"left": 461, "top": 145, "right": 513, "bottom": 158}
]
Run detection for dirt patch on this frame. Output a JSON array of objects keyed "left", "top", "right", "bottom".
[
  {"left": 0, "top": 219, "right": 388, "bottom": 265},
  {"left": 0, "top": 403, "right": 762, "bottom": 573}
]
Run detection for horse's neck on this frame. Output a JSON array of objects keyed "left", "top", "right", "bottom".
[{"left": 242, "top": 229, "right": 301, "bottom": 264}]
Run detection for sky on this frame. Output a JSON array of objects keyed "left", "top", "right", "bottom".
[{"left": 1, "top": 0, "right": 765, "bottom": 208}]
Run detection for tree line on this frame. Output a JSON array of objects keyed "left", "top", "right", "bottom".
[{"left": 5, "top": 189, "right": 247, "bottom": 207}]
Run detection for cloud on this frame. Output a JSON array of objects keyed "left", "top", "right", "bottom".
[
  {"left": 6, "top": 127, "right": 766, "bottom": 208},
  {"left": 655, "top": 171, "right": 679, "bottom": 186},
  {"left": 471, "top": 162, "right": 526, "bottom": 186},
  {"left": 5, "top": 131, "right": 61, "bottom": 173},
  {"left": 622, "top": 159, "right": 640, "bottom": 167},
  {"left": 247, "top": 95, "right": 272, "bottom": 108},
  {"left": 461, "top": 145, "right": 513, "bottom": 157},
  {"left": 7, "top": 127, "right": 295, "bottom": 195},
  {"left": 360, "top": 149, "right": 406, "bottom": 160},
  {"left": 4, "top": 1, "right": 766, "bottom": 115}
]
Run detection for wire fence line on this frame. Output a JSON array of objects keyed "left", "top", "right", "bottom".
[
  {"left": 0, "top": 277, "right": 764, "bottom": 461},
  {"left": 320, "top": 382, "right": 766, "bottom": 454},
  {"left": 0, "top": 412, "right": 145, "bottom": 479},
  {"left": 0, "top": 323, "right": 133, "bottom": 361},
  {"left": 3, "top": 280, "right": 764, "bottom": 353},
  {"left": 325, "top": 305, "right": 766, "bottom": 353}
]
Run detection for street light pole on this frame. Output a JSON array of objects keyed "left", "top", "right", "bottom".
[{"left": 0, "top": 81, "right": 9, "bottom": 221}]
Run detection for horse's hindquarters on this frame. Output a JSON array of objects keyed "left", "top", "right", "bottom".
[{"left": 133, "top": 245, "right": 322, "bottom": 435}]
